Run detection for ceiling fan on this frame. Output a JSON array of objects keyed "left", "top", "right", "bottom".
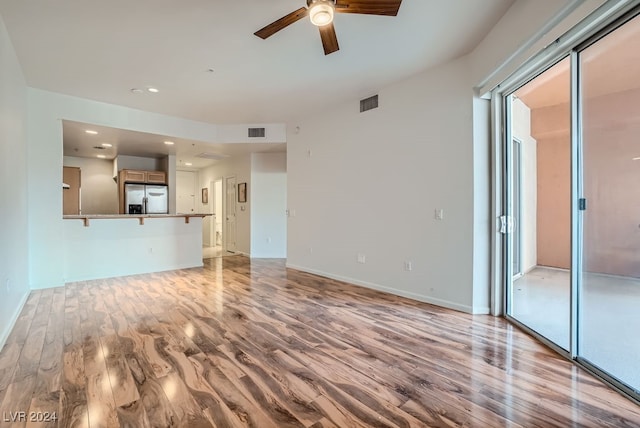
[{"left": 254, "top": 0, "right": 403, "bottom": 56}]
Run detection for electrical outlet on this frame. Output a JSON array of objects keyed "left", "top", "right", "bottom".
[
  {"left": 404, "top": 261, "right": 413, "bottom": 271},
  {"left": 357, "top": 254, "right": 366, "bottom": 264},
  {"left": 267, "top": 237, "right": 272, "bottom": 243},
  {"left": 435, "top": 209, "right": 444, "bottom": 220},
  {"left": 308, "top": 247, "right": 313, "bottom": 254}
]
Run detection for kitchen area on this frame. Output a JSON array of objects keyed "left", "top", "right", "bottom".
[
  {"left": 58, "top": 117, "right": 287, "bottom": 283},
  {"left": 60, "top": 120, "right": 214, "bottom": 282}
]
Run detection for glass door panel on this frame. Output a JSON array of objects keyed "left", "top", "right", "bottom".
[
  {"left": 507, "top": 58, "right": 571, "bottom": 351},
  {"left": 578, "top": 14, "right": 640, "bottom": 393}
]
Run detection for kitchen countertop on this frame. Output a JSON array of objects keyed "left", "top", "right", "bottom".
[{"left": 63, "top": 213, "right": 213, "bottom": 226}]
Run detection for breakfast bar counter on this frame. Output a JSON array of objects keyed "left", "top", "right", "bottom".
[
  {"left": 63, "top": 213, "right": 211, "bottom": 227},
  {"left": 62, "top": 214, "right": 212, "bottom": 282}
]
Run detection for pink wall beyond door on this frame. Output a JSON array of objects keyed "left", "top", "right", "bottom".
[{"left": 530, "top": 88, "right": 640, "bottom": 277}]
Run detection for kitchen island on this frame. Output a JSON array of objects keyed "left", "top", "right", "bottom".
[{"left": 63, "top": 213, "right": 211, "bottom": 282}]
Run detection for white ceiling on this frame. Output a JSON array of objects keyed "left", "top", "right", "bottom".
[
  {"left": 1, "top": 0, "right": 515, "bottom": 165},
  {"left": 0, "top": 0, "right": 514, "bottom": 125}
]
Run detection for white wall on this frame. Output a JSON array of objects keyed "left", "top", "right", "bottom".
[
  {"left": 116, "top": 155, "right": 164, "bottom": 172},
  {"left": 161, "top": 154, "right": 177, "bottom": 214},
  {"left": 198, "top": 155, "right": 252, "bottom": 255},
  {"left": 63, "top": 217, "right": 203, "bottom": 282},
  {"left": 287, "top": 56, "right": 478, "bottom": 313},
  {"left": 63, "top": 156, "right": 118, "bottom": 214},
  {"left": 0, "top": 14, "right": 30, "bottom": 347},
  {"left": 472, "top": 97, "right": 491, "bottom": 312},
  {"left": 251, "top": 153, "right": 287, "bottom": 258},
  {"left": 512, "top": 98, "right": 538, "bottom": 272}
]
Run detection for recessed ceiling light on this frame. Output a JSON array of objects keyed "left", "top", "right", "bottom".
[
  {"left": 130, "top": 88, "right": 143, "bottom": 94},
  {"left": 147, "top": 87, "right": 159, "bottom": 93},
  {"left": 101, "top": 143, "right": 113, "bottom": 148},
  {"left": 97, "top": 154, "right": 106, "bottom": 159},
  {"left": 185, "top": 162, "right": 193, "bottom": 166},
  {"left": 85, "top": 130, "right": 98, "bottom": 135},
  {"left": 164, "top": 141, "right": 174, "bottom": 145},
  {"left": 633, "top": 157, "right": 640, "bottom": 161}
]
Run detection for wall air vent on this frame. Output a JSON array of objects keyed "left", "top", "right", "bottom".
[
  {"left": 196, "top": 152, "right": 230, "bottom": 160},
  {"left": 360, "top": 94, "right": 379, "bottom": 113},
  {"left": 248, "top": 127, "right": 266, "bottom": 138}
]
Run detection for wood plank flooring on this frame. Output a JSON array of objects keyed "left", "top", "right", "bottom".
[{"left": 1, "top": 256, "right": 639, "bottom": 427}]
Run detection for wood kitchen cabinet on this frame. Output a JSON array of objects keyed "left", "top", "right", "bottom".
[
  {"left": 121, "top": 169, "right": 146, "bottom": 183},
  {"left": 146, "top": 171, "right": 167, "bottom": 184},
  {"left": 118, "top": 169, "right": 168, "bottom": 213},
  {"left": 120, "top": 169, "right": 166, "bottom": 184}
]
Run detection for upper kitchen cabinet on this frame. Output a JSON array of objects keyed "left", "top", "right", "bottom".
[
  {"left": 120, "top": 169, "right": 166, "bottom": 185},
  {"left": 146, "top": 171, "right": 167, "bottom": 184}
]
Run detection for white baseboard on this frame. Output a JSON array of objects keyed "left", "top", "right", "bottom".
[
  {"left": 0, "top": 290, "right": 30, "bottom": 351},
  {"left": 61, "top": 261, "right": 204, "bottom": 284},
  {"left": 285, "top": 263, "right": 483, "bottom": 315}
]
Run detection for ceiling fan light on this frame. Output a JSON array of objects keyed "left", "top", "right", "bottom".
[{"left": 309, "top": 1, "right": 335, "bottom": 27}]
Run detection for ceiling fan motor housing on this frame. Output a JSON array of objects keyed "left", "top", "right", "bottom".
[
  {"left": 306, "top": 0, "right": 336, "bottom": 6},
  {"left": 307, "top": 0, "right": 336, "bottom": 27}
]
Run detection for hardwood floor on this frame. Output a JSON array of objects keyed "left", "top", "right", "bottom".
[{"left": 1, "top": 256, "right": 639, "bottom": 427}]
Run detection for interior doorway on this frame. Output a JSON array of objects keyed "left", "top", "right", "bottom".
[
  {"left": 224, "top": 175, "right": 237, "bottom": 253},
  {"left": 213, "top": 179, "right": 223, "bottom": 247},
  {"left": 202, "top": 178, "right": 236, "bottom": 259}
]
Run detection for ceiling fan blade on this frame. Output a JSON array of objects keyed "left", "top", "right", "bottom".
[
  {"left": 319, "top": 23, "right": 339, "bottom": 55},
  {"left": 335, "top": 0, "right": 402, "bottom": 16},
  {"left": 254, "top": 7, "right": 309, "bottom": 39}
]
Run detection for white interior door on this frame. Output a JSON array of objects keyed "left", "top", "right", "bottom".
[
  {"left": 176, "top": 170, "right": 196, "bottom": 214},
  {"left": 225, "top": 176, "right": 237, "bottom": 252}
]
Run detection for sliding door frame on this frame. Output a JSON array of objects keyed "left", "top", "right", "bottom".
[{"left": 490, "top": 0, "right": 640, "bottom": 404}]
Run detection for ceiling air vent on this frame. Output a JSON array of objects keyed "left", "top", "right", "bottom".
[
  {"left": 360, "top": 94, "right": 379, "bottom": 113},
  {"left": 248, "top": 127, "right": 266, "bottom": 138},
  {"left": 196, "top": 152, "right": 230, "bottom": 160}
]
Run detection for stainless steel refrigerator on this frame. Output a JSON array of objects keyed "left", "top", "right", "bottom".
[{"left": 124, "top": 184, "right": 168, "bottom": 214}]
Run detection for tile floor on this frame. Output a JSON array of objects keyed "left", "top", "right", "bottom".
[{"left": 202, "top": 246, "right": 236, "bottom": 259}]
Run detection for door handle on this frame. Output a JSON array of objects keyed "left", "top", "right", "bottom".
[{"left": 499, "top": 215, "right": 514, "bottom": 234}]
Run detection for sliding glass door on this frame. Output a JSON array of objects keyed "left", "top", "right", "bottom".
[
  {"left": 503, "top": 9, "right": 640, "bottom": 400},
  {"left": 578, "top": 12, "right": 640, "bottom": 395},
  {"left": 505, "top": 58, "right": 572, "bottom": 352}
]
